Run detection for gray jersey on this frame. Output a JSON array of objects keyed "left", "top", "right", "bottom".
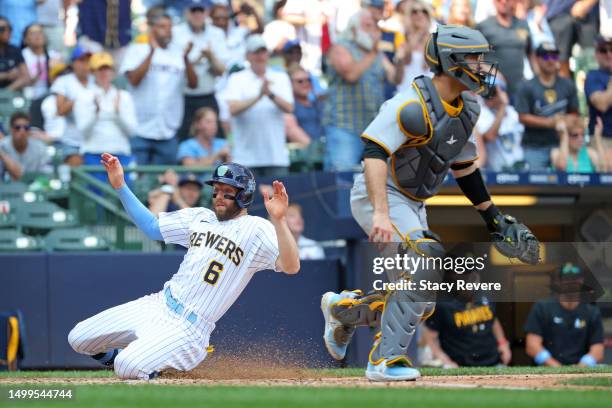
[{"left": 362, "top": 76, "right": 480, "bottom": 201}]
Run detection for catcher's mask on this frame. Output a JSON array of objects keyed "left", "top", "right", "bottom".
[{"left": 425, "top": 24, "right": 498, "bottom": 97}]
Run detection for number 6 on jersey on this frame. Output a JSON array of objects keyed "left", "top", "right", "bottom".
[{"left": 204, "top": 260, "right": 223, "bottom": 285}]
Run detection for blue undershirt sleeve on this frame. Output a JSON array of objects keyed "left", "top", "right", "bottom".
[{"left": 116, "top": 184, "right": 164, "bottom": 241}]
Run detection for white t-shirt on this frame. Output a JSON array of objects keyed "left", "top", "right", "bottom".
[
  {"left": 119, "top": 43, "right": 186, "bottom": 140},
  {"left": 74, "top": 85, "right": 138, "bottom": 155},
  {"left": 41, "top": 94, "right": 65, "bottom": 142},
  {"left": 158, "top": 208, "right": 280, "bottom": 325},
  {"left": 22, "top": 48, "right": 61, "bottom": 100},
  {"left": 476, "top": 102, "right": 525, "bottom": 171},
  {"left": 173, "top": 22, "right": 230, "bottom": 95},
  {"left": 397, "top": 51, "right": 432, "bottom": 95},
  {"left": 50, "top": 73, "right": 94, "bottom": 147},
  {"left": 298, "top": 236, "right": 325, "bottom": 260},
  {"left": 262, "top": 20, "right": 296, "bottom": 52},
  {"left": 223, "top": 68, "right": 293, "bottom": 167}
]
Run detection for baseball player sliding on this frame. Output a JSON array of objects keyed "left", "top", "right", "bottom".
[
  {"left": 68, "top": 154, "right": 300, "bottom": 380},
  {"left": 321, "top": 25, "right": 540, "bottom": 381}
]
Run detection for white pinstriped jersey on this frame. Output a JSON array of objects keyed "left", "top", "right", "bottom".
[{"left": 158, "top": 207, "right": 279, "bottom": 324}]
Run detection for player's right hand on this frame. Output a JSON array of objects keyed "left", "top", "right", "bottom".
[
  {"left": 369, "top": 212, "right": 394, "bottom": 243},
  {"left": 100, "top": 153, "right": 125, "bottom": 189}
]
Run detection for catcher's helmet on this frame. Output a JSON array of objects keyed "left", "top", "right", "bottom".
[
  {"left": 205, "top": 163, "right": 256, "bottom": 208},
  {"left": 425, "top": 24, "right": 498, "bottom": 97}
]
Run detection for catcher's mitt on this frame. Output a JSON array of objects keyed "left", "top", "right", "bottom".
[{"left": 490, "top": 214, "right": 540, "bottom": 265}]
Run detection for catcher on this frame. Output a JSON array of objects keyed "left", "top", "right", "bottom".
[{"left": 321, "top": 25, "right": 540, "bottom": 381}]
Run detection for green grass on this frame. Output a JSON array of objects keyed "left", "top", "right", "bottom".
[
  {"left": 1, "top": 365, "right": 611, "bottom": 379},
  {"left": 561, "top": 377, "right": 612, "bottom": 387},
  {"left": 0, "top": 385, "right": 610, "bottom": 408}
]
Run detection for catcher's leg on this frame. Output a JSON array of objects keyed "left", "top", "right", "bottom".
[{"left": 67, "top": 293, "right": 159, "bottom": 365}]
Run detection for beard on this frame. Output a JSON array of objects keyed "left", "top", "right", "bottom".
[
  {"left": 354, "top": 29, "right": 375, "bottom": 51},
  {"left": 214, "top": 201, "right": 242, "bottom": 221}
]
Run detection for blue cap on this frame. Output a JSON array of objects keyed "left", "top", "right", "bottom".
[
  {"left": 183, "top": 0, "right": 212, "bottom": 10},
  {"left": 364, "top": 0, "right": 385, "bottom": 9},
  {"left": 179, "top": 174, "right": 203, "bottom": 188},
  {"left": 70, "top": 45, "right": 91, "bottom": 62},
  {"left": 282, "top": 39, "right": 301, "bottom": 53}
]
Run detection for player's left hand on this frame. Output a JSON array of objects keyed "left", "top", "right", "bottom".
[
  {"left": 498, "top": 343, "right": 512, "bottom": 365},
  {"left": 263, "top": 180, "right": 289, "bottom": 221},
  {"left": 490, "top": 213, "right": 540, "bottom": 265}
]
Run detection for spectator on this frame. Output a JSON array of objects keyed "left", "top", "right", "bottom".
[
  {"left": 515, "top": 42, "right": 579, "bottom": 171},
  {"left": 525, "top": 262, "right": 604, "bottom": 367},
  {"left": 396, "top": 1, "right": 433, "bottom": 94},
  {"left": 77, "top": 0, "right": 132, "bottom": 66},
  {"left": 50, "top": 45, "right": 94, "bottom": 166},
  {"left": 262, "top": 0, "right": 297, "bottom": 55},
  {"left": 40, "top": 63, "right": 68, "bottom": 145},
  {"left": 477, "top": 0, "right": 533, "bottom": 98},
  {"left": 280, "top": 39, "right": 326, "bottom": 100},
  {"left": 585, "top": 35, "right": 612, "bottom": 168},
  {"left": 120, "top": 11, "right": 197, "bottom": 165},
  {"left": 286, "top": 64, "right": 323, "bottom": 145},
  {"left": 0, "top": 1, "right": 36, "bottom": 48},
  {"left": 322, "top": 9, "right": 398, "bottom": 171},
  {"left": 424, "top": 296, "right": 511, "bottom": 367},
  {"left": 476, "top": 77, "right": 526, "bottom": 171},
  {"left": 21, "top": 23, "right": 62, "bottom": 129},
  {"left": 280, "top": 0, "right": 325, "bottom": 75},
  {"left": 551, "top": 115, "right": 607, "bottom": 172},
  {"left": 234, "top": 2, "right": 264, "bottom": 35},
  {"left": 542, "top": 0, "right": 576, "bottom": 78},
  {"left": 521, "top": 0, "right": 555, "bottom": 48},
  {"left": 148, "top": 170, "right": 203, "bottom": 216},
  {"left": 448, "top": 0, "right": 476, "bottom": 27},
  {"left": 36, "top": 0, "right": 66, "bottom": 55},
  {"left": 286, "top": 203, "right": 325, "bottom": 260},
  {"left": 177, "top": 107, "right": 230, "bottom": 167},
  {"left": 223, "top": 34, "right": 294, "bottom": 178},
  {"left": 0, "top": 17, "right": 29, "bottom": 91},
  {"left": 174, "top": 1, "right": 229, "bottom": 142},
  {"left": 0, "top": 112, "right": 49, "bottom": 180},
  {"left": 210, "top": 2, "right": 249, "bottom": 74},
  {"left": 74, "top": 52, "right": 137, "bottom": 175}
]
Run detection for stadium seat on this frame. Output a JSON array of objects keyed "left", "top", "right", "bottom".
[
  {"left": 0, "top": 182, "right": 28, "bottom": 201},
  {"left": 0, "top": 90, "right": 30, "bottom": 129},
  {"left": 43, "top": 227, "right": 110, "bottom": 251},
  {"left": 0, "top": 229, "right": 42, "bottom": 252},
  {"left": 0, "top": 212, "right": 17, "bottom": 229},
  {"left": 15, "top": 201, "right": 78, "bottom": 232}
]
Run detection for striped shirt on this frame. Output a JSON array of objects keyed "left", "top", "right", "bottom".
[
  {"left": 322, "top": 39, "right": 386, "bottom": 136},
  {"left": 158, "top": 208, "right": 279, "bottom": 325}
]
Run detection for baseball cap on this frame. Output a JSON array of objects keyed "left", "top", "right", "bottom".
[
  {"left": 90, "top": 52, "right": 114, "bottom": 71},
  {"left": 282, "top": 39, "right": 301, "bottom": 54},
  {"left": 179, "top": 174, "right": 203, "bottom": 188},
  {"left": 535, "top": 42, "right": 559, "bottom": 56},
  {"left": 70, "top": 45, "right": 92, "bottom": 62},
  {"left": 363, "top": 0, "right": 385, "bottom": 9},
  {"left": 183, "top": 0, "right": 211, "bottom": 11},
  {"left": 596, "top": 34, "right": 612, "bottom": 47},
  {"left": 49, "top": 63, "right": 68, "bottom": 82},
  {"left": 246, "top": 34, "right": 267, "bottom": 53}
]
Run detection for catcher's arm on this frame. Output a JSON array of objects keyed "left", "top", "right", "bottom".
[{"left": 451, "top": 162, "right": 540, "bottom": 265}]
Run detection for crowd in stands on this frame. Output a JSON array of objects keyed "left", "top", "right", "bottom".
[{"left": 1, "top": 0, "right": 612, "bottom": 182}]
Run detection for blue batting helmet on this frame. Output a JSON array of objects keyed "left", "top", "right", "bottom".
[{"left": 205, "top": 163, "right": 256, "bottom": 208}]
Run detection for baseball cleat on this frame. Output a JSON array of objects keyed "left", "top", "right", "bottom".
[
  {"left": 92, "top": 348, "right": 120, "bottom": 368},
  {"left": 365, "top": 359, "right": 421, "bottom": 382},
  {"left": 321, "top": 291, "right": 357, "bottom": 360}
]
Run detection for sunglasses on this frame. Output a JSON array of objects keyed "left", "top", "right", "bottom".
[
  {"left": 212, "top": 192, "right": 237, "bottom": 201},
  {"left": 411, "top": 9, "right": 428, "bottom": 15},
  {"left": 212, "top": 15, "right": 230, "bottom": 20},
  {"left": 12, "top": 124, "right": 31, "bottom": 131},
  {"left": 292, "top": 77, "right": 311, "bottom": 84},
  {"left": 597, "top": 46, "right": 612, "bottom": 54},
  {"left": 189, "top": 7, "right": 205, "bottom": 13},
  {"left": 538, "top": 53, "right": 559, "bottom": 61},
  {"left": 569, "top": 132, "right": 583, "bottom": 138}
]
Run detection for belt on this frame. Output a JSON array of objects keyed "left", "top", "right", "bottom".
[{"left": 164, "top": 287, "right": 198, "bottom": 324}]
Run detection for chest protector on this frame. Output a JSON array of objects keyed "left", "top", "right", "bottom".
[{"left": 391, "top": 76, "right": 480, "bottom": 200}]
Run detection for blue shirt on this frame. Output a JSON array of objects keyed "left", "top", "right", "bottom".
[
  {"left": 295, "top": 100, "right": 323, "bottom": 141},
  {"left": 585, "top": 68, "right": 612, "bottom": 139},
  {"left": 544, "top": 0, "right": 575, "bottom": 20},
  {"left": 177, "top": 138, "right": 228, "bottom": 163}
]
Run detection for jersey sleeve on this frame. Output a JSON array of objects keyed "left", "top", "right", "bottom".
[
  {"left": 361, "top": 95, "right": 425, "bottom": 155},
  {"left": 252, "top": 219, "right": 280, "bottom": 272},
  {"left": 158, "top": 207, "right": 215, "bottom": 247},
  {"left": 523, "top": 301, "right": 545, "bottom": 336}
]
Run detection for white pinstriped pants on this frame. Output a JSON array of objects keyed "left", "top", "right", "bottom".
[{"left": 67, "top": 292, "right": 212, "bottom": 380}]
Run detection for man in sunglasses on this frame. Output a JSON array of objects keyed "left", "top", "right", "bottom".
[
  {"left": 524, "top": 262, "right": 603, "bottom": 367},
  {"left": 515, "top": 42, "right": 579, "bottom": 171},
  {"left": 0, "top": 111, "right": 49, "bottom": 181},
  {"left": 585, "top": 35, "right": 612, "bottom": 170},
  {"left": 68, "top": 156, "right": 300, "bottom": 380},
  {"left": 0, "top": 16, "right": 29, "bottom": 92}
]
